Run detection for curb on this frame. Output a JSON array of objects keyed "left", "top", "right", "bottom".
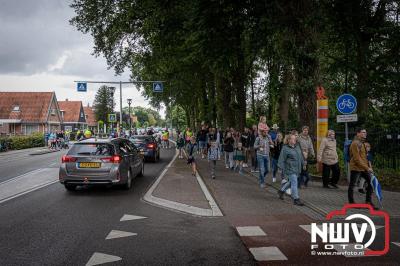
[
  {"left": 143, "top": 140, "right": 223, "bottom": 217},
  {"left": 29, "top": 149, "right": 60, "bottom": 156}
]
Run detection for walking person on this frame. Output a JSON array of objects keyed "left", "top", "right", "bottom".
[
  {"left": 348, "top": 129, "right": 377, "bottom": 209},
  {"left": 197, "top": 125, "right": 208, "bottom": 158},
  {"left": 271, "top": 132, "right": 284, "bottom": 183},
  {"left": 176, "top": 133, "right": 185, "bottom": 159},
  {"left": 297, "top": 126, "right": 315, "bottom": 188},
  {"left": 254, "top": 128, "right": 273, "bottom": 188},
  {"left": 208, "top": 140, "right": 221, "bottom": 179},
  {"left": 249, "top": 125, "right": 258, "bottom": 173},
  {"left": 240, "top": 127, "right": 251, "bottom": 168},
  {"left": 223, "top": 132, "right": 235, "bottom": 169},
  {"left": 358, "top": 142, "right": 372, "bottom": 193},
  {"left": 277, "top": 133, "right": 305, "bottom": 206},
  {"left": 184, "top": 127, "right": 193, "bottom": 147},
  {"left": 317, "top": 129, "right": 340, "bottom": 189},
  {"left": 233, "top": 142, "right": 246, "bottom": 174},
  {"left": 186, "top": 136, "right": 198, "bottom": 176}
]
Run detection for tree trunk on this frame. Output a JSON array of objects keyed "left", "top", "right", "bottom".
[
  {"left": 278, "top": 65, "right": 291, "bottom": 131},
  {"left": 216, "top": 75, "right": 234, "bottom": 129},
  {"left": 355, "top": 39, "right": 370, "bottom": 115}
]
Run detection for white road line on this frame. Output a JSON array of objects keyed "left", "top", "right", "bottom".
[
  {"left": 120, "top": 214, "right": 147, "bottom": 221},
  {"left": 392, "top": 242, "right": 400, "bottom": 248},
  {"left": 86, "top": 252, "right": 122, "bottom": 266},
  {"left": 236, "top": 226, "right": 267, "bottom": 237},
  {"left": 105, "top": 230, "right": 137, "bottom": 240},
  {"left": 0, "top": 168, "right": 43, "bottom": 186},
  {"left": 0, "top": 180, "right": 58, "bottom": 204},
  {"left": 249, "top": 247, "right": 288, "bottom": 261}
]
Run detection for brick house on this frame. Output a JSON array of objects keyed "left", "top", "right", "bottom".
[
  {"left": 58, "top": 100, "right": 87, "bottom": 131},
  {"left": 0, "top": 92, "right": 62, "bottom": 135},
  {"left": 83, "top": 104, "right": 97, "bottom": 132}
]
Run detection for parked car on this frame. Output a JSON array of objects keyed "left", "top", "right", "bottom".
[
  {"left": 59, "top": 138, "right": 144, "bottom": 191},
  {"left": 129, "top": 135, "right": 160, "bottom": 162}
]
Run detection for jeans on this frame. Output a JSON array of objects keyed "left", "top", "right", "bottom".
[
  {"left": 298, "top": 168, "right": 310, "bottom": 187},
  {"left": 271, "top": 158, "right": 279, "bottom": 178},
  {"left": 225, "top": 152, "right": 234, "bottom": 168},
  {"left": 280, "top": 174, "right": 299, "bottom": 200},
  {"left": 348, "top": 171, "right": 372, "bottom": 203},
  {"left": 210, "top": 160, "right": 217, "bottom": 176},
  {"left": 257, "top": 154, "right": 269, "bottom": 185},
  {"left": 322, "top": 163, "right": 340, "bottom": 186}
]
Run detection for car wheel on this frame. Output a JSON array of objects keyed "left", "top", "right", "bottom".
[
  {"left": 138, "top": 161, "right": 144, "bottom": 177},
  {"left": 64, "top": 184, "right": 76, "bottom": 191},
  {"left": 123, "top": 169, "right": 132, "bottom": 190}
]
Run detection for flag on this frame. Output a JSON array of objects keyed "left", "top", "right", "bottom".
[{"left": 370, "top": 174, "right": 383, "bottom": 206}]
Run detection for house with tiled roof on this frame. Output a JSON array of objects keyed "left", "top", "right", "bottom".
[
  {"left": 58, "top": 99, "right": 87, "bottom": 131},
  {"left": 83, "top": 104, "right": 97, "bottom": 132},
  {"left": 0, "top": 92, "right": 62, "bottom": 135}
]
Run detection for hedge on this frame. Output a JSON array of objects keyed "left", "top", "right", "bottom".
[{"left": 0, "top": 133, "right": 45, "bottom": 150}]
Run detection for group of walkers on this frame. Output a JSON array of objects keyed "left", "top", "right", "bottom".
[
  {"left": 176, "top": 118, "right": 378, "bottom": 209},
  {"left": 45, "top": 130, "right": 70, "bottom": 150}
]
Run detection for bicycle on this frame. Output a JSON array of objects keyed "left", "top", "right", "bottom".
[{"left": 338, "top": 99, "right": 355, "bottom": 110}]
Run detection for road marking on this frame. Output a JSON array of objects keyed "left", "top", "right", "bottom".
[
  {"left": 392, "top": 242, "right": 400, "bottom": 248},
  {"left": 86, "top": 252, "right": 122, "bottom": 266},
  {"left": 249, "top": 247, "right": 288, "bottom": 261},
  {"left": 106, "top": 230, "right": 137, "bottom": 240},
  {"left": 0, "top": 168, "right": 58, "bottom": 204},
  {"left": 236, "top": 226, "right": 266, "bottom": 237},
  {"left": 120, "top": 214, "right": 148, "bottom": 221},
  {"left": 0, "top": 168, "right": 43, "bottom": 186}
]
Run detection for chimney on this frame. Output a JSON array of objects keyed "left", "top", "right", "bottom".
[
  {"left": 66, "top": 98, "right": 68, "bottom": 101},
  {"left": 87, "top": 103, "right": 90, "bottom": 107}
]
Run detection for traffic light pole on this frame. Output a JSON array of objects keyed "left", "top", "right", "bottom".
[{"left": 74, "top": 80, "right": 164, "bottom": 133}]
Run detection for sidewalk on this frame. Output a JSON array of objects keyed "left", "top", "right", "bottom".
[
  {"left": 143, "top": 149, "right": 222, "bottom": 217},
  {"left": 0, "top": 146, "right": 58, "bottom": 156}
]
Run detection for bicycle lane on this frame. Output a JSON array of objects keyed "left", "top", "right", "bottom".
[{"left": 194, "top": 158, "right": 399, "bottom": 265}]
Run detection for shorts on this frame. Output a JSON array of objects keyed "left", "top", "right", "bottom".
[
  {"left": 233, "top": 155, "right": 245, "bottom": 161},
  {"left": 187, "top": 157, "right": 195, "bottom": 164},
  {"left": 199, "top": 141, "right": 207, "bottom": 149}
]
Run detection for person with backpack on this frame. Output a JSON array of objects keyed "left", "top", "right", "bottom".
[
  {"left": 348, "top": 128, "right": 377, "bottom": 209},
  {"left": 317, "top": 129, "right": 339, "bottom": 189}
]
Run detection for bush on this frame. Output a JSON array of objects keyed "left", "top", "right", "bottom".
[{"left": 7, "top": 133, "right": 45, "bottom": 150}]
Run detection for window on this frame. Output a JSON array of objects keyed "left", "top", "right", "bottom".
[
  {"left": 68, "top": 143, "right": 114, "bottom": 156},
  {"left": 50, "top": 109, "right": 56, "bottom": 116},
  {"left": 80, "top": 112, "right": 84, "bottom": 118},
  {"left": 25, "top": 125, "right": 39, "bottom": 135},
  {"left": 12, "top": 106, "right": 20, "bottom": 112}
]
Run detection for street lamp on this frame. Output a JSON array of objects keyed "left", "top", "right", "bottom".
[
  {"left": 127, "top": 98, "right": 132, "bottom": 131},
  {"left": 109, "top": 87, "right": 116, "bottom": 133}
]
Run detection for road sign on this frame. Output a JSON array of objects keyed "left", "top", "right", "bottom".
[
  {"left": 336, "top": 94, "right": 357, "bottom": 114},
  {"left": 153, "top": 82, "right": 163, "bottom": 93},
  {"left": 77, "top": 82, "right": 87, "bottom": 92},
  {"left": 108, "top": 114, "right": 117, "bottom": 123},
  {"left": 337, "top": 114, "right": 358, "bottom": 123}
]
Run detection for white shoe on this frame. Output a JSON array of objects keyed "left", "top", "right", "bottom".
[
  {"left": 272, "top": 178, "right": 276, "bottom": 183},
  {"left": 225, "top": 165, "right": 229, "bottom": 169}
]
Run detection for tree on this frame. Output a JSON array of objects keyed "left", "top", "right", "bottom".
[{"left": 92, "top": 85, "right": 115, "bottom": 125}]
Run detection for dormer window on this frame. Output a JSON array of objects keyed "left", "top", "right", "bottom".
[
  {"left": 81, "top": 112, "right": 84, "bottom": 118},
  {"left": 12, "top": 106, "right": 20, "bottom": 112}
]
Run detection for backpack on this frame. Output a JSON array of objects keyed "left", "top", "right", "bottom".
[{"left": 343, "top": 140, "right": 352, "bottom": 163}]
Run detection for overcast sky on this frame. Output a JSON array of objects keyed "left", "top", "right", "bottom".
[{"left": 0, "top": 0, "right": 163, "bottom": 116}]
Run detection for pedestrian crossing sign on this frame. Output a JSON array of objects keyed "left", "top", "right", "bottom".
[
  {"left": 77, "top": 82, "right": 87, "bottom": 92},
  {"left": 108, "top": 114, "right": 117, "bottom": 123},
  {"left": 153, "top": 82, "right": 163, "bottom": 92}
]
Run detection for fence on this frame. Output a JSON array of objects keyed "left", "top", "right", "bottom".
[{"left": 335, "top": 130, "right": 400, "bottom": 172}]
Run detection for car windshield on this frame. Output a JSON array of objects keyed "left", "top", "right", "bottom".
[
  {"left": 68, "top": 143, "right": 115, "bottom": 156},
  {"left": 130, "top": 136, "right": 152, "bottom": 143}
]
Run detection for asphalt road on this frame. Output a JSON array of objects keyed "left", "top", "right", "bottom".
[{"left": 0, "top": 146, "right": 254, "bottom": 266}]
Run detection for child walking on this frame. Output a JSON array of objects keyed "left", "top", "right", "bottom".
[
  {"left": 186, "top": 136, "right": 198, "bottom": 176},
  {"left": 208, "top": 140, "right": 221, "bottom": 179},
  {"left": 176, "top": 133, "right": 185, "bottom": 159},
  {"left": 233, "top": 142, "right": 245, "bottom": 174}
]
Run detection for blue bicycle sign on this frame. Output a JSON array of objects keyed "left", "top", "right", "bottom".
[{"left": 336, "top": 94, "right": 357, "bottom": 114}]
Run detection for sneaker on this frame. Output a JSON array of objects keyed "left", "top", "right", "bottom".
[
  {"left": 358, "top": 188, "right": 365, "bottom": 194},
  {"left": 278, "top": 190, "right": 284, "bottom": 200},
  {"left": 225, "top": 165, "right": 229, "bottom": 169},
  {"left": 323, "top": 185, "right": 332, "bottom": 189},
  {"left": 250, "top": 169, "right": 255, "bottom": 173},
  {"left": 254, "top": 170, "right": 259, "bottom": 173},
  {"left": 329, "top": 183, "right": 339, "bottom": 189},
  {"left": 294, "top": 199, "right": 305, "bottom": 206},
  {"left": 212, "top": 175, "right": 215, "bottom": 179},
  {"left": 272, "top": 178, "right": 276, "bottom": 183},
  {"left": 243, "top": 164, "right": 248, "bottom": 168}
]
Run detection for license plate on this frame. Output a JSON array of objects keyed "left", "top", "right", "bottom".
[{"left": 78, "top": 162, "right": 101, "bottom": 168}]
